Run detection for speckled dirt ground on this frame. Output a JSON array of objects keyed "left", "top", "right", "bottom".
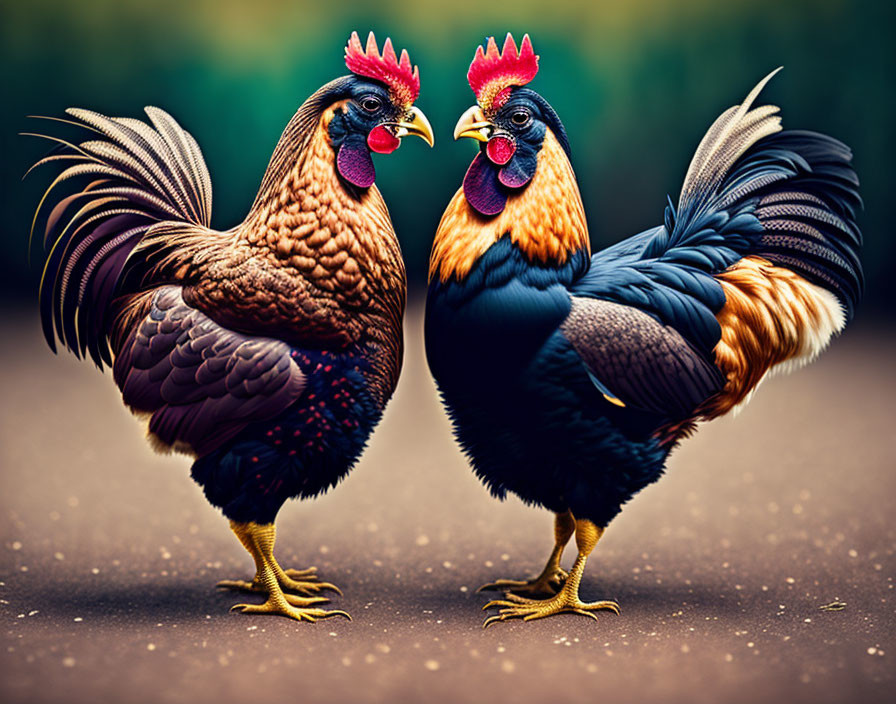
[{"left": 1, "top": 307, "right": 893, "bottom": 704}]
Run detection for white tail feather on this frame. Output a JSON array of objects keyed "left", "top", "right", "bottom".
[{"left": 679, "top": 68, "right": 784, "bottom": 211}]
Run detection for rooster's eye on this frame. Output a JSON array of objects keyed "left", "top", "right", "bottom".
[
  {"left": 361, "top": 97, "right": 383, "bottom": 112},
  {"left": 511, "top": 110, "right": 530, "bottom": 126}
]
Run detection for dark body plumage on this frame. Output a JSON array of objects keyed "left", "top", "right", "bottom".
[
  {"left": 427, "top": 69, "right": 862, "bottom": 549},
  {"left": 191, "top": 344, "right": 379, "bottom": 525},
  {"left": 114, "top": 285, "right": 384, "bottom": 526},
  {"left": 427, "top": 238, "right": 676, "bottom": 527}
]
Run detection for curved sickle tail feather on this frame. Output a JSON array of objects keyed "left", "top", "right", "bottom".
[
  {"left": 664, "top": 70, "right": 862, "bottom": 417},
  {"left": 666, "top": 69, "right": 862, "bottom": 318},
  {"left": 25, "top": 107, "right": 213, "bottom": 367}
]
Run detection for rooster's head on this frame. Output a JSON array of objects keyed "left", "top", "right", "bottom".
[
  {"left": 454, "top": 33, "right": 570, "bottom": 216},
  {"left": 328, "top": 31, "right": 434, "bottom": 188}
]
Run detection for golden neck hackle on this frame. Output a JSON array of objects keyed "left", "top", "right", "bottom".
[
  {"left": 429, "top": 130, "right": 589, "bottom": 284},
  {"left": 244, "top": 104, "right": 400, "bottom": 288},
  {"left": 184, "top": 105, "right": 406, "bottom": 405}
]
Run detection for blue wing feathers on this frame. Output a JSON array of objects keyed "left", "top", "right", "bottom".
[{"left": 574, "top": 123, "right": 863, "bottom": 353}]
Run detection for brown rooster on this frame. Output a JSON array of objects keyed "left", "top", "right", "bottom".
[{"left": 25, "top": 31, "right": 433, "bottom": 622}]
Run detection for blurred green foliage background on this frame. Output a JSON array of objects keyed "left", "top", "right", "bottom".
[{"left": 2, "top": 0, "right": 892, "bottom": 313}]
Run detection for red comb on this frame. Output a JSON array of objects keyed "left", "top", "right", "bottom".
[
  {"left": 345, "top": 31, "right": 420, "bottom": 106},
  {"left": 467, "top": 33, "right": 539, "bottom": 113}
]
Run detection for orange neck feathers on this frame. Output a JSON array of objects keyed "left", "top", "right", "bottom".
[{"left": 429, "top": 130, "right": 589, "bottom": 284}]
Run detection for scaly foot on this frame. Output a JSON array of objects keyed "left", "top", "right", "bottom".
[
  {"left": 216, "top": 570, "right": 341, "bottom": 597},
  {"left": 482, "top": 589, "right": 620, "bottom": 628},
  {"left": 231, "top": 595, "right": 350, "bottom": 623},
  {"left": 477, "top": 566, "right": 568, "bottom": 597},
  {"left": 282, "top": 566, "right": 318, "bottom": 580},
  {"left": 277, "top": 565, "right": 342, "bottom": 596}
]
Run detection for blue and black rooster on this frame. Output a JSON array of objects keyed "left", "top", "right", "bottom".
[{"left": 426, "top": 34, "right": 862, "bottom": 626}]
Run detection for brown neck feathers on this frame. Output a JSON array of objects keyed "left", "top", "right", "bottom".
[{"left": 190, "top": 95, "right": 406, "bottom": 406}]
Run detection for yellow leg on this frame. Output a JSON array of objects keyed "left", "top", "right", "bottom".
[
  {"left": 483, "top": 518, "right": 619, "bottom": 628},
  {"left": 220, "top": 522, "right": 349, "bottom": 622},
  {"left": 217, "top": 521, "right": 341, "bottom": 596},
  {"left": 478, "top": 511, "right": 575, "bottom": 596}
]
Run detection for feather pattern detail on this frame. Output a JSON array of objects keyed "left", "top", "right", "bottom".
[
  {"left": 576, "top": 70, "right": 862, "bottom": 363},
  {"left": 678, "top": 69, "right": 783, "bottom": 224},
  {"left": 26, "top": 107, "right": 214, "bottom": 366},
  {"left": 113, "top": 286, "right": 306, "bottom": 457},
  {"left": 700, "top": 256, "right": 846, "bottom": 418}
]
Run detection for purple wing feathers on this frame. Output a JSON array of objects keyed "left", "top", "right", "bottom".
[{"left": 114, "top": 286, "right": 305, "bottom": 456}]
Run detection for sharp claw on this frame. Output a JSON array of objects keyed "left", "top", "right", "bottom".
[
  {"left": 477, "top": 580, "right": 518, "bottom": 593},
  {"left": 483, "top": 614, "right": 504, "bottom": 629},
  {"left": 480, "top": 592, "right": 621, "bottom": 627},
  {"left": 229, "top": 600, "right": 349, "bottom": 622},
  {"left": 478, "top": 574, "right": 566, "bottom": 597},
  {"left": 279, "top": 579, "right": 342, "bottom": 597}
]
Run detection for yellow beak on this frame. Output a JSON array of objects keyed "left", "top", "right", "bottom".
[
  {"left": 394, "top": 106, "right": 435, "bottom": 147},
  {"left": 453, "top": 105, "right": 492, "bottom": 142}
]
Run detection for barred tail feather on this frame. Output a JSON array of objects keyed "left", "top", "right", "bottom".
[
  {"left": 26, "top": 107, "right": 213, "bottom": 367},
  {"left": 748, "top": 131, "right": 863, "bottom": 316},
  {"left": 678, "top": 68, "right": 784, "bottom": 217},
  {"left": 665, "top": 70, "right": 862, "bottom": 321},
  {"left": 661, "top": 71, "right": 863, "bottom": 418}
]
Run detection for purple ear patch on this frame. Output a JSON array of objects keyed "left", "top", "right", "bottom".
[
  {"left": 337, "top": 139, "right": 376, "bottom": 188},
  {"left": 499, "top": 157, "right": 534, "bottom": 189},
  {"left": 463, "top": 152, "right": 507, "bottom": 216}
]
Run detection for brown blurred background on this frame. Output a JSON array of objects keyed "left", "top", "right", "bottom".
[{"left": 1, "top": 1, "right": 894, "bottom": 703}]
